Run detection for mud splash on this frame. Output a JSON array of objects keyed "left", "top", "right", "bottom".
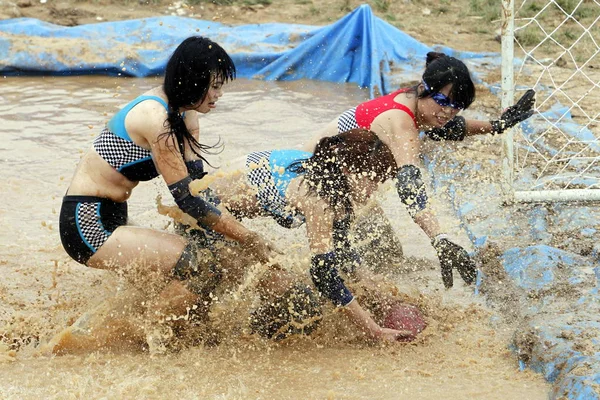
[{"left": 0, "top": 76, "right": 550, "bottom": 398}]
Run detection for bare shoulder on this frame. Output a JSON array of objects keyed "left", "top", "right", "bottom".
[
  {"left": 371, "top": 109, "right": 419, "bottom": 142},
  {"left": 125, "top": 98, "right": 171, "bottom": 146}
]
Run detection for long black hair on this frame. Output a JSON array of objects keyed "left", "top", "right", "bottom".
[
  {"left": 417, "top": 52, "right": 475, "bottom": 109},
  {"left": 162, "top": 36, "right": 236, "bottom": 162},
  {"left": 288, "top": 129, "right": 397, "bottom": 219}
]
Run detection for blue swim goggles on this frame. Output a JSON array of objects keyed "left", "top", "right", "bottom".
[{"left": 422, "top": 81, "right": 465, "bottom": 110}]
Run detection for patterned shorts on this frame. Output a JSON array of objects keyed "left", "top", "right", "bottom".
[
  {"left": 246, "top": 151, "right": 305, "bottom": 229},
  {"left": 59, "top": 196, "right": 128, "bottom": 265}
]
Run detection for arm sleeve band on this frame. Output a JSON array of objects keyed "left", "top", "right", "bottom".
[
  {"left": 168, "top": 176, "right": 221, "bottom": 228},
  {"left": 395, "top": 164, "right": 429, "bottom": 217},
  {"left": 425, "top": 116, "right": 467, "bottom": 141},
  {"left": 185, "top": 160, "right": 207, "bottom": 180},
  {"left": 310, "top": 252, "right": 354, "bottom": 307}
]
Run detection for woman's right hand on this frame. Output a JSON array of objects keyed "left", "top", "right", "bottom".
[
  {"left": 371, "top": 326, "right": 414, "bottom": 343},
  {"left": 347, "top": 301, "right": 413, "bottom": 343}
]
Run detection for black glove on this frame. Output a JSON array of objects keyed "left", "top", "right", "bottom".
[
  {"left": 491, "top": 89, "right": 536, "bottom": 134},
  {"left": 425, "top": 116, "right": 467, "bottom": 141},
  {"left": 431, "top": 235, "right": 477, "bottom": 288}
]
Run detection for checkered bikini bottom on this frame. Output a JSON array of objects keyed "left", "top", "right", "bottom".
[
  {"left": 59, "top": 196, "right": 128, "bottom": 265},
  {"left": 337, "top": 107, "right": 360, "bottom": 133}
]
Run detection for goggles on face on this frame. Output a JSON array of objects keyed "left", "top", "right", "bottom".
[{"left": 422, "top": 81, "right": 465, "bottom": 110}]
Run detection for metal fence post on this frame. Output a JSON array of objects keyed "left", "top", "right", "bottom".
[{"left": 501, "top": 0, "right": 515, "bottom": 203}]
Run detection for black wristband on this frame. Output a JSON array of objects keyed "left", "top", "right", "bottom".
[
  {"left": 185, "top": 160, "right": 207, "bottom": 181},
  {"left": 168, "top": 177, "right": 221, "bottom": 228}
]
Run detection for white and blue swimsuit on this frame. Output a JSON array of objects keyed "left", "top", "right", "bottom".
[{"left": 245, "top": 149, "right": 312, "bottom": 229}]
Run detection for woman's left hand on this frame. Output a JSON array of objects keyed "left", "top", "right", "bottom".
[
  {"left": 373, "top": 326, "right": 415, "bottom": 343},
  {"left": 491, "top": 89, "right": 536, "bottom": 134}
]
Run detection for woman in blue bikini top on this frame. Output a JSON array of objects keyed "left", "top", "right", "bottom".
[{"left": 59, "top": 36, "right": 278, "bottom": 350}]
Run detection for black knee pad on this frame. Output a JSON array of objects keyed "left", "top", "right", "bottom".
[
  {"left": 173, "top": 243, "right": 222, "bottom": 300},
  {"left": 172, "top": 242, "right": 199, "bottom": 281}
]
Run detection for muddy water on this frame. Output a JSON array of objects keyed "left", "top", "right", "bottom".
[{"left": 0, "top": 76, "right": 549, "bottom": 399}]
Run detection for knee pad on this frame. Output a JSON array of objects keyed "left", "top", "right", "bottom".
[
  {"left": 173, "top": 243, "right": 222, "bottom": 299},
  {"left": 186, "top": 255, "right": 222, "bottom": 298},
  {"left": 172, "top": 242, "right": 199, "bottom": 281}
]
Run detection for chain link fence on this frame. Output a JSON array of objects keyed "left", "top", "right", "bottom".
[{"left": 501, "top": 0, "right": 600, "bottom": 202}]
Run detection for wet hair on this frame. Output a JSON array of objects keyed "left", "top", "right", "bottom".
[
  {"left": 161, "top": 36, "right": 236, "bottom": 162},
  {"left": 288, "top": 129, "right": 397, "bottom": 218},
  {"left": 418, "top": 51, "right": 475, "bottom": 109}
]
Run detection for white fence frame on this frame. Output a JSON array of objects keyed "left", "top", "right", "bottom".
[{"left": 501, "top": 0, "right": 600, "bottom": 202}]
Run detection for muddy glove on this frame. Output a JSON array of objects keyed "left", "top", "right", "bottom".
[
  {"left": 425, "top": 116, "right": 468, "bottom": 141},
  {"left": 431, "top": 235, "right": 477, "bottom": 288},
  {"left": 491, "top": 89, "right": 536, "bottom": 134}
]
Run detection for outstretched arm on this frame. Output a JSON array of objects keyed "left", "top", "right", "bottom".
[
  {"left": 309, "top": 251, "right": 410, "bottom": 342},
  {"left": 152, "top": 133, "right": 276, "bottom": 263},
  {"left": 374, "top": 113, "right": 477, "bottom": 288},
  {"left": 425, "top": 89, "right": 536, "bottom": 140},
  {"left": 302, "top": 200, "right": 409, "bottom": 342}
]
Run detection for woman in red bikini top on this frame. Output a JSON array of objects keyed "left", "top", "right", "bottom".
[
  {"left": 303, "top": 52, "right": 535, "bottom": 290},
  {"left": 311, "top": 52, "right": 535, "bottom": 146},
  {"left": 306, "top": 52, "right": 478, "bottom": 153}
]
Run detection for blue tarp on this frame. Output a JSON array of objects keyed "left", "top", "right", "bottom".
[{"left": 0, "top": 4, "right": 495, "bottom": 96}]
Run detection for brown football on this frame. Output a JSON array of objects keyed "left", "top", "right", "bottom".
[{"left": 383, "top": 303, "right": 427, "bottom": 342}]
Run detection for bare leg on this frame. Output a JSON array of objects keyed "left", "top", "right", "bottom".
[
  {"left": 70, "top": 227, "right": 200, "bottom": 354},
  {"left": 88, "top": 225, "right": 187, "bottom": 278}
]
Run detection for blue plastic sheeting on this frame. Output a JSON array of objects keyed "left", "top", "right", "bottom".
[
  {"left": 505, "top": 103, "right": 600, "bottom": 189},
  {"left": 526, "top": 289, "right": 600, "bottom": 400},
  {"left": 502, "top": 245, "right": 592, "bottom": 291},
  {"left": 0, "top": 4, "right": 496, "bottom": 96},
  {"left": 521, "top": 104, "right": 600, "bottom": 155},
  {"left": 425, "top": 141, "right": 600, "bottom": 400}
]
